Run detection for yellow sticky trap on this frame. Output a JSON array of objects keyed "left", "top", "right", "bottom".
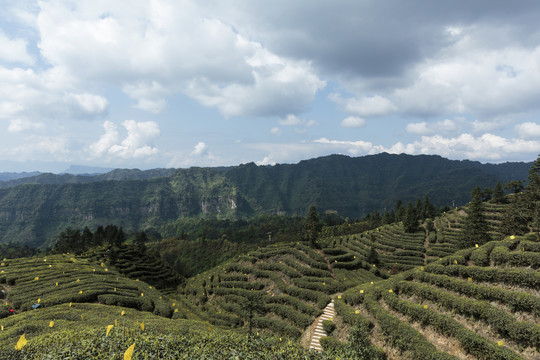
[
  {"left": 475, "top": 244, "right": 479, "bottom": 248},
  {"left": 420, "top": 266, "right": 424, "bottom": 271},
  {"left": 69, "top": 302, "right": 72, "bottom": 307},
  {"left": 323, "top": 282, "right": 325, "bottom": 285},
  {"left": 355, "top": 310, "right": 360, "bottom": 314},
  {"left": 453, "top": 260, "right": 458, "bottom": 264},
  {"left": 1, "top": 325, "right": 4, "bottom": 331},
  {"left": 93, "top": 269, "right": 96, "bottom": 272},
  {"left": 423, "top": 305, "right": 428, "bottom": 309},
  {"left": 101, "top": 262, "right": 104, "bottom": 267},
  {"left": 139, "top": 321, "right": 145, "bottom": 331},
  {"left": 174, "top": 308, "right": 178, "bottom": 313},
  {"left": 360, "top": 290, "right": 364, "bottom": 294},
  {"left": 121, "top": 310, "right": 125, "bottom": 316},
  {"left": 510, "top": 235, "right": 515, "bottom": 240},
  {"left": 498, "top": 340, "right": 504, "bottom": 346},
  {"left": 338, "top": 295, "right": 342, "bottom": 299},
  {"left": 115, "top": 319, "right": 118, "bottom": 326},
  {"left": 105, "top": 268, "right": 108, "bottom": 272},
  {"left": 34, "top": 277, "right": 39, "bottom": 281},
  {"left": 15, "top": 333, "right": 27, "bottom": 351},
  {"left": 76, "top": 279, "right": 80, "bottom": 282},
  {"left": 106, "top": 325, "right": 114, "bottom": 336},
  {"left": 373, "top": 264, "right": 376, "bottom": 267},
  {"left": 141, "top": 293, "right": 144, "bottom": 297},
  {"left": 149, "top": 286, "right": 152, "bottom": 289},
  {"left": 43, "top": 259, "right": 46, "bottom": 262},
  {"left": 468, "top": 278, "right": 472, "bottom": 282},
  {"left": 136, "top": 279, "right": 139, "bottom": 282},
  {"left": 49, "top": 321, "right": 54, "bottom": 328},
  {"left": 56, "top": 282, "right": 58, "bottom": 286},
  {"left": 388, "top": 289, "right": 393, "bottom": 293},
  {"left": 124, "top": 343, "right": 135, "bottom": 360},
  {"left": 79, "top": 290, "right": 83, "bottom": 294},
  {"left": 172, "top": 303, "right": 176, "bottom": 307},
  {"left": 370, "top": 282, "right": 374, "bottom": 285}
]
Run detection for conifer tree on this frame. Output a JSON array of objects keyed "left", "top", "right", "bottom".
[
  {"left": 304, "top": 205, "right": 322, "bottom": 247},
  {"left": 403, "top": 201, "right": 418, "bottom": 233},
  {"left": 525, "top": 155, "right": 540, "bottom": 239},
  {"left": 366, "top": 246, "right": 379, "bottom": 266},
  {"left": 459, "top": 187, "right": 490, "bottom": 249},
  {"left": 493, "top": 181, "right": 506, "bottom": 204}
]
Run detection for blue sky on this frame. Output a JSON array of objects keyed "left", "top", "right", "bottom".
[{"left": 1, "top": 0, "right": 540, "bottom": 172}]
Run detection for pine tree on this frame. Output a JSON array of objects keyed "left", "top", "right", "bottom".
[
  {"left": 403, "top": 201, "right": 418, "bottom": 233},
  {"left": 366, "top": 246, "right": 379, "bottom": 266},
  {"left": 459, "top": 187, "right": 490, "bottom": 249},
  {"left": 493, "top": 181, "right": 506, "bottom": 204},
  {"left": 304, "top": 205, "right": 322, "bottom": 247},
  {"left": 422, "top": 195, "right": 436, "bottom": 219},
  {"left": 395, "top": 200, "right": 405, "bottom": 222},
  {"left": 525, "top": 155, "right": 540, "bottom": 239}
]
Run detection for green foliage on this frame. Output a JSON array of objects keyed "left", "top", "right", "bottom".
[
  {"left": 304, "top": 205, "right": 322, "bottom": 247},
  {"left": 459, "top": 187, "right": 491, "bottom": 249},
  {"left": 322, "top": 319, "right": 335, "bottom": 334}
]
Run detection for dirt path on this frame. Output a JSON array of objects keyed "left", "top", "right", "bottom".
[{"left": 316, "top": 250, "right": 337, "bottom": 280}]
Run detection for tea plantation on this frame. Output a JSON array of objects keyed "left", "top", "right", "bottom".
[{"left": 0, "top": 194, "right": 539, "bottom": 359}]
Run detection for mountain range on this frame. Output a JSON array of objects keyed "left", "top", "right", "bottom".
[{"left": 0, "top": 153, "right": 532, "bottom": 248}]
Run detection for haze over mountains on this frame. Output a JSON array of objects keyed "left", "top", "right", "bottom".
[{"left": 0, "top": 153, "right": 531, "bottom": 248}]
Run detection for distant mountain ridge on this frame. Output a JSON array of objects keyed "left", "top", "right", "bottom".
[{"left": 0, "top": 153, "right": 532, "bottom": 247}]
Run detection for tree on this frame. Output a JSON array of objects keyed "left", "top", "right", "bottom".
[
  {"left": 81, "top": 227, "right": 93, "bottom": 247},
  {"left": 241, "top": 291, "right": 265, "bottom": 337},
  {"left": 395, "top": 200, "right": 405, "bottom": 222},
  {"left": 421, "top": 195, "right": 436, "bottom": 220},
  {"left": 53, "top": 228, "right": 82, "bottom": 254},
  {"left": 135, "top": 231, "right": 148, "bottom": 253},
  {"left": 481, "top": 188, "right": 493, "bottom": 202},
  {"left": 304, "top": 205, "right": 322, "bottom": 247},
  {"left": 366, "top": 246, "right": 379, "bottom": 266},
  {"left": 525, "top": 155, "right": 540, "bottom": 239},
  {"left": 403, "top": 201, "right": 418, "bottom": 233},
  {"left": 459, "top": 187, "right": 490, "bottom": 249},
  {"left": 493, "top": 181, "right": 506, "bottom": 204},
  {"left": 505, "top": 180, "right": 525, "bottom": 194}
]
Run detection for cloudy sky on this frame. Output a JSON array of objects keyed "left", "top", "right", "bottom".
[{"left": 1, "top": 0, "right": 540, "bottom": 172}]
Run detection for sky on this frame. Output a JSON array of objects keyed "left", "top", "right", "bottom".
[{"left": 1, "top": 0, "right": 540, "bottom": 172}]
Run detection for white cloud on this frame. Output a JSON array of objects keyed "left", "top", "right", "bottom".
[
  {"left": 341, "top": 116, "right": 366, "bottom": 128},
  {"left": 34, "top": 1, "right": 325, "bottom": 117},
  {"left": 270, "top": 127, "right": 282, "bottom": 136},
  {"left": 7, "top": 119, "right": 45, "bottom": 133},
  {"left": 190, "top": 142, "right": 208, "bottom": 156},
  {"left": 515, "top": 122, "right": 540, "bottom": 139},
  {"left": 406, "top": 119, "right": 457, "bottom": 135},
  {"left": 0, "top": 30, "right": 33, "bottom": 65},
  {"left": 89, "top": 120, "right": 160, "bottom": 160},
  {"left": 330, "top": 94, "right": 396, "bottom": 117},
  {"left": 279, "top": 115, "right": 302, "bottom": 126}
]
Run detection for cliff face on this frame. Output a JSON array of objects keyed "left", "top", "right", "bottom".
[{"left": 0, "top": 153, "right": 531, "bottom": 247}]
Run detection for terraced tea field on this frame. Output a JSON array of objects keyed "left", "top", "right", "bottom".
[{"left": 339, "top": 234, "right": 540, "bottom": 359}]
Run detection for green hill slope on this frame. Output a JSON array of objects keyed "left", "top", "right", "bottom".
[{"left": 0, "top": 153, "right": 531, "bottom": 248}]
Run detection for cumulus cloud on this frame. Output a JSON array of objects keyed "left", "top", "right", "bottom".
[
  {"left": 7, "top": 119, "right": 45, "bottom": 133},
  {"left": 329, "top": 94, "right": 396, "bottom": 117},
  {"left": 190, "top": 142, "right": 208, "bottom": 156},
  {"left": 515, "top": 122, "right": 540, "bottom": 139},
  {"left": 406, "top": 119, "right": 457, "bottom": 135},
  {"left": 341, "top": 116, "right": 366, "bottom": 128},
  {"left": 33, "top": 1, "right": 325, "bottom": 117},
  {"left": 270, "top": 127, "right": 282, "bottom": 136},
  {"left": 0, "top": 30, "right": 33, "bottom": 65},
  {"left": 89, "top": 120, "right": 160, "bottom": 160}
]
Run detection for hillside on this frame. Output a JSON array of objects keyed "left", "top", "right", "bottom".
[
  {"left": 0, "top": 153, "right": 531, "bottom": 248},
  {"left": 0, "top": 190, "right": 539, "bottom": 358}
]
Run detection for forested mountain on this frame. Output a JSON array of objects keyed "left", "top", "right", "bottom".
[{"left": 0, "top": 153, "right": 531, "bottom": 247}]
